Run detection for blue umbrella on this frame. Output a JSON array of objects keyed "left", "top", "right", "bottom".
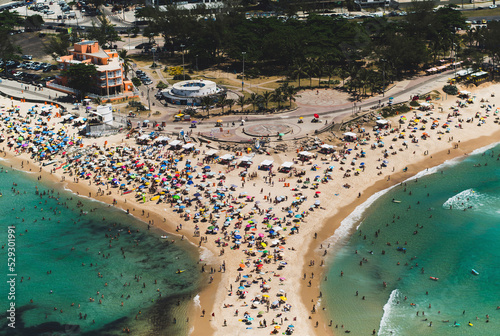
[{"left": 234, "top": 235, "right": 242, "bottom": 239}]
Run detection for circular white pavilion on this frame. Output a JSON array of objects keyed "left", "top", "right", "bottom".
[{"left": 161, "top": 79, "right": 224, "bottom": 106}]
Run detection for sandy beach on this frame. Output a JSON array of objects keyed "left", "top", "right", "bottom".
[{"left": 2, "top": 81, "right": 500, "bottom": 336}]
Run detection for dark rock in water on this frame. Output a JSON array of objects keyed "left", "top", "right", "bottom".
[{"left": 19, "top": 322, "right": 81, "bottom": 336}]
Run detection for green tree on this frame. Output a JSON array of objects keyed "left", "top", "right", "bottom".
[
  {"left": 63, "top": 63, "right": 98, "bottom": 100},
  {"left": 131, "top": 77, "right": 142, "bottom": 88},
  {"left": 118, "top": 49, "right": 132, "bottom": 79},
  {"left": 24, "top": 15, "right": 44, "bottom": 31},
  {"left": 0, "top": 11, "right": 22, "bottom": 70},
  {"left": 271, "top": 88, "right": 283, "bottom": 109},
  {"left": 86, "top": 15, "right": 121, "bottom": 48},
  {"left": 248, "top": 93, "right": 261, "bottom": 112},
  {"left": 290, "top": 59, "right": 307, "bottom": 88},
  {"left": 217, "top": 94, "right": 227, "bottom": 114},
  {"left": 237, "top": 95, "right": 247, "bottom": 111},
  {"left": 226, "top": 99, "right": 234, "bottom": 112},
  {"left": 261, "top": 91, "right": 272, "bottom": 110},
  {"left": 201, "top": 96, "right": 214, "bottom": 118},
  {"left": 43, "top": 32, "right": 71, "bottom": 60}
]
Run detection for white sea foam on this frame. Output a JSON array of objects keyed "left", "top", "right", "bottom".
[
  {"left": 378, "top": 289, "right": 403, "bottom": 336},
  {"left": 193, "top": 294, "right": 201, "bottom": 308},
  {"left": 324, "top": 142, "right": 500, "bottom": 249},
  {"left": 323, "top": 184, "right": 398, "bottom": 248},
  {"left": 443, "top": 188, "right": 498, "bottom": 212}
]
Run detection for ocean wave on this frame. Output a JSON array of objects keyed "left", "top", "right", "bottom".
[
  {"left": 192, "top": 294, "right": 201, "bottom": 308},
  {"left": 443, "top": 188, "right": 497, "bottom": 211},
  {"left": 378, "top": 289, "right": 403, "bottom": 336}
]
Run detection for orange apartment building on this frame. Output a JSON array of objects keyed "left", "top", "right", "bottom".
[{"left": 52, "top": 40, "right": 134, "bottom": 97}]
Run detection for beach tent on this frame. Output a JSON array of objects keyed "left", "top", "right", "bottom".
[
  {"left": 205, "top": 149, "right": 219, "bottom": 157},
  {"left": 343, "top": 132, "right": 357, "bottom": 141},
  {"left": 298, "top": 151, "right": 313, "bottom": 161},
  {"left": 319, "top": 144, "right": 334, "bottom": 153},
  {"left": 169, "top": 140, "right": 182, "bottom": 148},
  {"left": 375, "top": 120, "right": 389, "bottom": 129},
  {"left": 239, "top": 156, "right": 253, "bottom": 167},
  {"left": 182, "top": 143, "right": 195, "bottom": 151},
  {"left": 154, "top": 136, "right": 170, "bottom": 144},
  {"left": 219, "top": 154, "right": 234, "bottom": 163},
  {"left": 279, "top": 161, "right": 294, "bottom": 172},
  {"left": 260, "top": 159, "right": 274, "bottom": 170}
]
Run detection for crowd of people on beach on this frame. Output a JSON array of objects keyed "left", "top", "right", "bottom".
[{"left": 1, "top": 88, "right": 499, "bottom": 334}]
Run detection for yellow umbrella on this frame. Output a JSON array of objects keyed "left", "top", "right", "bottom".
[
  {"left": 280, "top": 296, "right": 287, "bottom": 301},
  {"left": 262, "top": 294, "right": 269, "bottom": 298},
  {"left": 217, "top": 119, "right": 223, "bottom": 123},
  {"left": 151, "top": 195, "right": 160, "bottom": 201}
]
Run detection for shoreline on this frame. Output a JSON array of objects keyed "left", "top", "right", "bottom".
[
  {"left": 2, "top": 81, "right": 500, "bottom": 336},
  {"left": 0, "top": 150, "right": 218, "bottom": 336},
  {"left": 303, "top": 130, "right": 500, "bottom": 335}
]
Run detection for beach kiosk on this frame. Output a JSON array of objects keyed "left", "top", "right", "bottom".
[
  {"left": 168, "top": 139, "right": 182, "bottom": 149},
  {"left": 298, "top": 151, "right": 314, "bottom": 161},
  {"left": 259, "top": 159, "right": 274, "bottom": 171},
  {"left": 319, "top": 144, "right": 335, "bottom": 154},
  {"left": 279, "top": 161, "right": 294, "bottom": 173},
  {"left": 239, "top": 156, "right": 253, "bottom": 167},
  {"left": 342, "top": 132, "right": 357, "bottom": 142}
]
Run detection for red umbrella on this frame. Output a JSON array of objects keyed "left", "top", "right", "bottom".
[{"left": 314, "top": 114, "right": 319, "bottom": 118}]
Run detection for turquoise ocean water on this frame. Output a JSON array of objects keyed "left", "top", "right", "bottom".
[
  {"left": 323, "top": 143, "right": 500, "bottom": 335},
  {"left": 0, "top": 161, "right": 202, "bottom": 336}
]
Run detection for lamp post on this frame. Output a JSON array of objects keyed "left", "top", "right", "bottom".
[
  {"left": 147, "top": 86, "right": 151, "bottom": 111},
  {"left": 241, "top": 51, "right": 246, "bottom": 92},
  {"left": 180, "top": 44, "right": 185, "bottom": 80},
  {"left": 196, "top": 55, "right": 198, "bottom": 71}
]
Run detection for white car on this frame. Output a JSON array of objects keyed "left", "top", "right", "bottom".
[{"left": 489, "top": 4, "right": 497, "bottom": 8}]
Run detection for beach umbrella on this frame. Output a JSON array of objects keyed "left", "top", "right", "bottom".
[{"left": 238, "top": 286, "right": 245, "bottom": 290}]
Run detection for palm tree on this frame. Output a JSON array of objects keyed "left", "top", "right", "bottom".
[
  {"left": 291, "top": 59, "right": 307, "bottom": 88},
  {"left": 248, "top": 93, "right": 260, "bottom": 112},
  {"left": 305, "top": 60, "right": 316, "bottom": 88},
  {"left": 271, "top": 88, "right": 283, "bottom": 109},
  {"left": 324, "top": 64, "right": 336, "bottom": 88},
  {"left": 281, "top": 84, "right": 296, "bottom": 108},
  {"left": 315, "top": 58, "right": 324, "bottom": 87},
  {"left": 226, "top": 99, "right": 235, "bottom": 112},
  {"left": 237, "top": 95, "right": 247, "bottom": 111},
  {"left": 336, "top": 67, "right": 350, "bottom": 87},
  {"left": 217, "top": 94, "right": 227, "bottom": 114},
  {"left": 201, "top": 96, "right": 214, "bottom": 118},
  {"left": 261, "top": 91, "right": 272, "bottom": 110},
  {"left": 118, "top": 49, "right": 133, "bottom": 79}
]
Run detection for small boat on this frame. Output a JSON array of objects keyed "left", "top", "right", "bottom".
[
  {"left": 160, "top": 235, "right": 168, "bottom": 239},
  {"left": 392, "top": 199, "right": 401, "bottom": 203},
  {"left": 429, "top": 277, "right": 439, "bottom": 281},
  {"left": 468, "top": 322, "right": 473, "bottom": 327},
  {"left": 471, "top": 269, "right": 479, "bottom": 275},
  {"left": 176, "top": 270, "right": 185, "bottom": 274},
  {"left": 42, "top": 160, "right": 57, "bottom": 166}
]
